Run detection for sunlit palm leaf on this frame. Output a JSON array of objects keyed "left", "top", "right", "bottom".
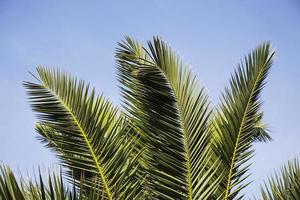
[
  {"left": 211, "top": 43, "right": 274, "bottom": 199},
  {"left": 24, "top": 68, "right": 142, "bottom": 200}
]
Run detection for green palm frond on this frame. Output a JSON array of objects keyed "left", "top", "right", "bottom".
[
  {"left": 23, "top": 68, "right": 142, "bottom": 200},
  {"left": 260, "top": 157, "right": 300, "bottom": 200},
  {"left": 116, "top": 37, "right": 220, "bottom": 199},
  {"left": 0, "top": 164, "right": 112, "bottom": 200},
  {"left": 0, "top": 165, "right": 27, "bottom": 200},
  {"left": 211, "top": 43, "right": 275, "bottom": 199},
  {"left": 0, "top": 165, "right": 73, "bottom": 200}
]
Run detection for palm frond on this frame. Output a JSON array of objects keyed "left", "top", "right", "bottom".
[
  {"left": 116, "top": 36, "right": 220, "bottom": 199},
  {"left": 211, "top": 43, "right": 275, "bottom": 199},
  {"left": 260, "top": 157, "right": 300, "bottom": 200},
  {"left": 23, "top": 68, "right": 142, "bottom": 200},
  {"left": 0, "top": 165, "right": 74, "bottom": 200}
]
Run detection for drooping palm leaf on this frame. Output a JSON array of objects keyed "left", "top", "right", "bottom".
[
  {"left": 116, "top": 37, "right": 220, "bottom": 199},
  {"left": 260, "top": 157, "right": 300, "bottom": 200},
  {"left": 211, "top": 43, "right": 275, "bottom": 199},
  {"left": 23, "top": 68, "right": 142, "bottom": 200}
]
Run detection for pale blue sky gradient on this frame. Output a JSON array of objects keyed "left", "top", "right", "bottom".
[{"left": 0, "top": 0, "right": 300, "bottom": 197}]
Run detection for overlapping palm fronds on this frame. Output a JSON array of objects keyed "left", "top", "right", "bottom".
[
  {"left": 2, "top": 36, "right": 299, "bottom": 200},
  {"left": 116, "top": 37, "right": 220, "bottom": 199}
]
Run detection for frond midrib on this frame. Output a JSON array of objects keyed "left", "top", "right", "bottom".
[
  {"left": 42, "top": 84, "right": 113, "bottom": 200},
  {"left": 224, "top": 59, "right": 268, "bottom": 199}
]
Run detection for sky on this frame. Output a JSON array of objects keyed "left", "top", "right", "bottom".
[{"left": 0, "top": 0, "right": 299, "bottom": 197}]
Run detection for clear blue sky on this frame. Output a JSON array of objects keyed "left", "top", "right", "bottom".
[{"left": 0, "top": 0, "right": 299, "bottom": 197}]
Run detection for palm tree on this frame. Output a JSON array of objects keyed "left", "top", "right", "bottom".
[{"left": 0, "top": 37, "right": 298, "bottom": 200}]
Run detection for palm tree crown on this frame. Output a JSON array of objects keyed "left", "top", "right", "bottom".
[{"left": 0, "top": 36, "right": 299, "bottom": 200}]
